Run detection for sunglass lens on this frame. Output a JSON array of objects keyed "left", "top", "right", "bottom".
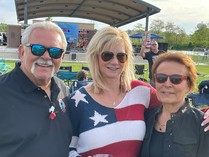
[
  {"left": 170, "top": 75, "right": 183, "bottom": 84},
  {"left": 49, "top": 48, "right": 63, "bottom": 59},
  {"left": 117, "top": 53, "right": 127, "bottom": 63},
  {"left": 31, "top": 44, "right": 45, "bottom": 56},
  {"left": 156, "top": 74, "right": 168, "bottom": 83},
  {"left": 101, "top": 51, "right": 114, "bottom": 61}
]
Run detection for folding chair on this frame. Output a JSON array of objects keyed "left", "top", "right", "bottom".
[
  {"left": 69, "top": 81, "right": 90, "bottom": 94},
  {"left": 0, "top": 58, "right": 10, "bottom": 74},
  {"left": 187, "top": 80, "right": 209, "bottom": 107},
  {"left": 56, "top": 71, "right": 77, "bottom": 86},
  {"left": 135, "top": 64, "right": 147, "bottom": 82}
]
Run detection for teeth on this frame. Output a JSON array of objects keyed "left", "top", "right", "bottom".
[{"left": 36, "top": 59, "right": 53, "bottom": 66}]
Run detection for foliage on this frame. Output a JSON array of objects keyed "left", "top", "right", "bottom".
[
  {"left": 45, "top": 17, "right": 53, "bottom": 21},
  {"left": 149, "top": 20, "right": 164, "bottom": 34},
  {"left": 0, "top": 23, "right": 7, "bottom": 32},
  {"left": 190, "top": 24, "right": 209, "bottom": 47},
  {"left": 132, "top": 19, "right": 209, "bottom": 51}
]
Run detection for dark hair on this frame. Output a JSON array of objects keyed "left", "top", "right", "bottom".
[{"left": 77, "top": 70, "right": 88, "bottom": 81}]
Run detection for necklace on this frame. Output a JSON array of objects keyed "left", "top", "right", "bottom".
[
  {"left": 155, "top": 120, "right": 167, "bottom": 132},
  {"left": 158, "top": 123, "right": 166, "bottom": 131}
]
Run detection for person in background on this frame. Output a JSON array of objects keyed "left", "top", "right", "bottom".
[
  {"left": 82, "top": 38, "right": 86, "bottom": 51},
  {"left": 66, "top": 26, "right": 161, "bottom": 157},
  {"left": 139, "top": 40, "right": 164, "bottom": 87},
  {"left": 139, "top": 52, "right": 209, "bottom": 157},
  {"left": 0, "top": 21, "right": 72, "bottom": 157},
  {"left": 203, "top": 47, "right": 209, "bottom": 61},
  {"left": 69, "top": 69, "right": 89, "bottom": 93}
]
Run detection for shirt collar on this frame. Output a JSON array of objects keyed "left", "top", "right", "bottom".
[{"left": 13, "top": 62, "right": 60, "bottom": 96}]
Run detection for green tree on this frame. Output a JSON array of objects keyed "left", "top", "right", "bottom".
[
  {"left": 133, "top": 23, "right": 144, "bottom": 33},
  {"left": 190, "top": 24, "right": 209, "bottom": 47},
  {"left": 130, "top": 23, "right": 145, "bottom": 50},
  {"left": 0, "top": 23, "right": 7, "bottom": 32},
  {"left": 149, "top": 19, "right": 165, "bottom": 34},
  {"left": 45, "top": 17, "right": 52, "bottom": 21}
]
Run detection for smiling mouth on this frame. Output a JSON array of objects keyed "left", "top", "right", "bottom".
[
  {"left": 162, "top": 91, "right": 174, "bottom": 94},
  {"left": 35, "top": 59, "right": 53, "bottom": 67},
  {"left": 36, "top": 63, "right": 52, "bottom": 67}
]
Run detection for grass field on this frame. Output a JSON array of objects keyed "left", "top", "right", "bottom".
[{"left": 3, "top": 59, "right": 209, "bottom": 92}]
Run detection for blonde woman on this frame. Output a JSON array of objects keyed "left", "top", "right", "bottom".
[{"left": 66, "top": 27, "right": 160, "bottom": 157}]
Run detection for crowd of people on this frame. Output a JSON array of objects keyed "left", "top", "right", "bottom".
[{"left": 0, "top": 21, "right": 209, "bottom": 157}]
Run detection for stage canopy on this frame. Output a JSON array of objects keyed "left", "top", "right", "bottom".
[{"left": 15, "top": 0, "right": 161, "bottom": 28}]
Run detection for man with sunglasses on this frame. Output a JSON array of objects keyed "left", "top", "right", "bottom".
[
  {"left": 0, "top": 21, "right": 72, "bottom": 157},
  {"left": 139, "top": 40, "right": 165, "bottom": 87}
]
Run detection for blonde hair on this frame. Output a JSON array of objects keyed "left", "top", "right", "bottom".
[{"left": 86, "top": 26, "right": 135, "bottom": 93}]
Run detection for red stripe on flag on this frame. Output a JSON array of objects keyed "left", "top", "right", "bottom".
[
  {"left": 81, "top": 140, "right": 142, "bottom": 157},
  {"left": 115, "top": 104, "right": 145, "bottom": 121}
]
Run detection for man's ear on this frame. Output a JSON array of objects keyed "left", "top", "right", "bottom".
[{"left": 18, "top": 45, "right": 24, "bottom": 59}]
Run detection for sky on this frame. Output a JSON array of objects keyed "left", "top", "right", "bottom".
[{"left": 0, "top": 0, "right": 209, "bottom": 35}]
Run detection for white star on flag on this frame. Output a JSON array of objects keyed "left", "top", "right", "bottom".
[
  {"left": 89, "top": 110, "right": 108, "bottom": 126},
  {"left": 72, "top": 90, "right": 88, "bottom": 107}
]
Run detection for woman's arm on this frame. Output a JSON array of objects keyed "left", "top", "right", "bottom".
[{"left": 201, "top": 108, "right": 209, "bottom": 132}]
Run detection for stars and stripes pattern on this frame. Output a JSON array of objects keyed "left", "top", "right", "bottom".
[{"left": 68, "top": 80, "right": 159, "bottom": 157}]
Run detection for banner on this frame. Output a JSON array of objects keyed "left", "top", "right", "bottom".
[{"left": 55, "top": 22, "right": 78, "bottom": 43}]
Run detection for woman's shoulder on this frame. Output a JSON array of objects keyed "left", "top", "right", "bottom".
[
  {"left": 131, "top": 79, "right": 152, "bottom": 89},
  {"left": 189, "top": 106, "right": 204, "bottom": 118}
]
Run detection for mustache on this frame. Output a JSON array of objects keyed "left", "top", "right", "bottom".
[
  {"left": 31, "top": 59, "right": 55, "bottom": 77},
  {"left": 34, "top": 59, "right": 53, "bottom": 66}
]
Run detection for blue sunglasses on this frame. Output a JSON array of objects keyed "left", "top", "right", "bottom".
[{"left": 25, "top": 43, "right": 64, "bottom": 59}]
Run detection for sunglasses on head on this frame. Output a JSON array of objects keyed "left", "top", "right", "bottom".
[
  {"left": 101, "top": 51, "right": 128, "bottom": 63},
  {"left": 25, "top": 43, "right": 64, "bottom": 59},
  {"left": 154, "top": 73, "right": 188, "bottom": 85}
]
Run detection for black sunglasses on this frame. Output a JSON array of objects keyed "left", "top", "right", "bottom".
[
  {"left": 101, "top": 51, "right": 128, "bottom": 63},
  {"left": 25, "top": 43, "right": 64, "bottom": 59},
  {"left": 154, "top": 73, "right": 188, "bottom": 85}
]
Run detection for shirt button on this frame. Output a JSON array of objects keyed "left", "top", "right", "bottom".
[
  {"left": 169, "top": 145, "right": 171, "bottom": 148},
  {"left": 44, "top": 95, "right": 47, "bottom": 98},
  {"left": 170, "top": 133, "right": 172, "bottom": 136}
]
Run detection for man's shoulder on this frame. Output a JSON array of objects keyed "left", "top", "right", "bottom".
[{"left": 158, "top": 50, "right": 165, "bottom": 54}]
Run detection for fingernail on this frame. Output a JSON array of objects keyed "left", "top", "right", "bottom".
[
  {"left": 201, "top": 123, "right": 204, "bottom": 126},
  {"left": 204, "top": 128, "right": 208, "bottom": 132}
]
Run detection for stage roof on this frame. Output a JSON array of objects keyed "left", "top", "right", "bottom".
[{"left": 15, "top": 0, "right": 161, "bottom": 27}]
